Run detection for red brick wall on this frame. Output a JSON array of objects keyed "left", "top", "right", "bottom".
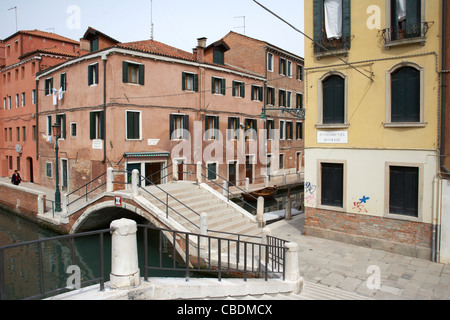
[
  {"left": 0, "top": 183, "right": 43, "bottom": 218},
  {"left": 305, "top": 207, "right": 433, "bottom": 253}
]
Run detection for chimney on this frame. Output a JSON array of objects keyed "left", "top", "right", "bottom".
[{"left": 196, "top": 37, "right": 207, "bottom": 62}]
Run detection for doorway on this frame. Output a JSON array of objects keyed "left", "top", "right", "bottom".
[
  {"left": 127, "top": 163, "right": 141, "bottom": 185},
  {"left": 246, "top": 155, "right": 253, "bottom": 184},
  {"left": 27, "top": 157, "right": 34, "bottom": 183},
  {"left": 228, "top": 161, "right": 237, "bottom": 186},
  {"left": 145, "top": 162, "right": 163, "bottom": 186}
]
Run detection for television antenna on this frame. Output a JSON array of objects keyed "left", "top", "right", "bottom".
[
  {"left": 150, "top": 0, "right": 154, "bottom": 40},
  {"left": 234, "top": 16, "right": 246, "bottom": 35},
  {"left": 8, "top": 6, "right": 18, "bottom": 32}
]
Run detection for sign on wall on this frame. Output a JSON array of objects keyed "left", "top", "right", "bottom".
[{"left": 317, "top": 131, "right": 348, "bottom": 144}]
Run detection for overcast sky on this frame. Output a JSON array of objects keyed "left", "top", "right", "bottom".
[{"left": 0, "top": 0, "right": 305, "bottom": 57}]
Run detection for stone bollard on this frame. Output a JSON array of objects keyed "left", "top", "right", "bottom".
[
  {"left": 110, "top": 219, "right": 140, "bottom": 289},
  {"left": 107, "top": 167, "right": 114, "bottom": 192},
  {"left": 132, "top": 169, "right": 139, "bottom": 197},
  {"left": 257, "top": 196, "right": 265, "bottom": 228},
  {"left": 245, "top": 178, "right": 250, "bottom": 191},
  {"left": 264, "top": 175, "right": 269, "bottom": 187},
  {"left": 199, "top": 213, "right": 209, "bottom": 258},
  {"left": 196, "top": 162, "right": 202, "bottom": 184},
  {"left": 285, "top": 197, "right": 292, "bottom": 221},
  {"left": 285, "top": 242, "right": 302, "bottom": 293},
  {"left": 222, "top": 181, "right": 229, "bottom": 198}
]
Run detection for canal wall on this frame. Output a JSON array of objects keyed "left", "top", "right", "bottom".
[{"left": 0, "top": 181, "right": 48, "bottom": 228}]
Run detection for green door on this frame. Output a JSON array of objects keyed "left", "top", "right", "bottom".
[{"left": 127, "top": 163, "right": 141, "bottom": 184}]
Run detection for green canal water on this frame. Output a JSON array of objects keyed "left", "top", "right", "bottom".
[{"left": 0, "top": 209, "right": 184, "bottom": 300}]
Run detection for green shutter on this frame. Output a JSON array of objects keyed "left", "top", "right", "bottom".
[
  {"left": 313, "top": 0, "right": 324, "bottom": 45},
  {"left": 232, "top": 81, "right": 236, "bottom": 97},
  {"left": 182, "top": 72, "right": 186, "bottom": 91},
  {"left": 211, "top": 77, "right": 216, "bottom": 94},
  {"left": 240, "top": 82, "right": 245, "bottom": 98},
  {"left": 90, "top": 112, "right": 96, "bottom": 140},
  {"left": 221, "top": 79, "right": 226, "bottom": 95},
  {"left": 122, "top": 61, "right": 128, "bottom": 83},
  {"left": 138, "top": 65, "right": 145, "bottom": 85},
  {"left": 194, "top": 74, "right": 199, "bottom": 92},
  {"left": 342, "top": 0, "right": 351, "bottom": 49}
]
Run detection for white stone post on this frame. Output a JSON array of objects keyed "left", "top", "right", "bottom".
[
  {"left": 283, "top": 173, "right": 287, "bottom": 186},
  {"left": 199, "top": 213, "right": 208, "bottom": 258},
  {"left": 38, "top": 195, "right": 44, "bottom": 215},
  {"left": 110, "top": 219, "right": 140, "bottom": 289},
  {"left": 285, "top": 242, "right": 302, "bottom": 293},
  {"left": 245, "top": 178, "right": 250, "bottom": 191},
  {"left": 257, "top": 196, "right": 265, "bottom": 228},
  {"left": 264, "top": 175, "right": 269, "bottom": 187},
  {"left": 222, "top": 181, "right": 229, "bottom": 198},
  {"left": 62, "top": 193, "right": 68, "bottom": 215},
  {"left": 107, "top": 167, "right": 114, "bottom": 192},
  {"left": 132, "top": 169, "right": 139, "bottom": 197},
  {"left": 196, "top": 162, "right": 202, "bottom": 184},
  {"left": 173, "top": 160, "right": 179, "bottom": 181}
]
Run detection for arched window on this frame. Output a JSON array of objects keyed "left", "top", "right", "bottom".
[
  {"left": 322, "top": 75, "right": 345, "bottom": 124},
  {"left": 391, "top": 67, "right": 420, "bottom": 123}
]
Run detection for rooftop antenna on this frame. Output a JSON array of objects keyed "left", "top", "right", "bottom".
[
  {"left": 234, "top": 16, "right": 246, "bottom": 35},
  {"left": 150, "top": 0, "right": 154, "bottom": 40},
  {"left": 8, "top": 6, "right": 18, "bottom": 32},
  {"left": 46, "top": 28, "right": 55, "bottom": 33}
]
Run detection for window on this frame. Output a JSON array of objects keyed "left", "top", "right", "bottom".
[
  {"left": 266, "top": 87, "right": 275, "bottom": 106},
  {"left": 227, "top": 117, "right": 240, "bottom": 140},
  {"left": 296, "top": 93, "right": 303, "bottom": 109},
  {"left": 88, "top": 63, "right": 99, "bottom": 86},
  {"left": 46, "top": 162, "right": 52, "bottom": 178},
  {"left": 297, "top": 64, "right": 304, "bottom": 81},
  {"left": 322, "top": 74, "right": 345, "bottom": 124},
  {"left": 45, "top": 78, "right": 53, "bottom": 95},
  {"left": 90, "top": 38, "right": 99, "bottom": 52},
  {"left": 170, "top": 114, "right": 189, "bottom": 140},
  {"left": 71, "top": 123, "right": 77, "bottom": 137},
  {"left": 15, "top": 94, "right": 19, "bottom": 108},
  {"left": 16, "top": 127, "right": 20, "bottom": 142},
  {"left": 391, "top": 66, "right": 420, "bottom": 123},
  {"left": 213, "top": 49, "right": 224, "bottom": 65},
  {"left": 296, "top": 122, "right": 303, "bottom": 140},
  {"left": 182, "top": 72, "right": 198, "bottom": 92},
  {"left": 212, "top": 77, "right": 226, "bottom": 95},
  {"left": 8, "top": 97, "right": 11, "bottom": 110},
  {"left": 89, "top": 111, "right": 104, "bottom": 140},
  {"left": 389, "top": 166, "right": 419, "bottom": 217},
  {"left": 388, "top": 0, "right": 422, "bottom": 42},
  {"left": 60, "top": 73, "right": 67, "bottom": 91},
  {"left": 207, "top": 163, "right": 218, "bottom": 181},
  {"left": 21, "top": 92, "right": 25, "bottom": 107},
  {"left": 22, "top": 127, "right": 26, "bottom": 142},
  {"left": 56, "top": 114, "right": 67, "bottom": 139},
  {"left": 251, "top": 85, "right": 263, "bottom": 101},
  {"left": 267, "top": 119, "right": 275, "bottom": 140},
  {"left": 123, "top": 61, "right": 145, "bottom": 85},
  {"left": 279, "top": 90, "right": 290, "bottom": 108},
  {"left": 313, "top": 0, "right": 351, "bottom": 55},
  {"left": 126, "top": 111, "right": 141, "bottom": 140},
  {"left": 286, "top": 122, "right": 293, "bottom": 140},
  {"left": 279, "top": 58, "right": 287, "bottom": 76},
  {"left": 46, "top": 116, "right": 52, "bottom": 136},
  {"left": 32, "top": 90, "right": 36, "bottom": 105},
  {"left": 279, "top": 120, "right": 285, "bottom": 140},
  {"left": 268, "top": 53, "right": 274, "bottom": 72},
  {"left": 244, "top": 119, "right": 257, "bottom": 140},
  {"left": 321, "top": 163, "right": 344, "bottom": 208},
  {"left": 3, "top": 98, "right": 6, "bottom": 110},
  {"left": 279, "top": 154, "right": 284, "bottom": 170},
  {"left": 232, "top": 81, "right": 245, "bottom": 98},
  {"left": 205, "top": 115, "right": 219, "bottom": 140}
]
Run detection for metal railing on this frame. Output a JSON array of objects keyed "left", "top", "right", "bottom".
[
  {"left": 67, "top": 172, "right": 107, "bottom": 208},
  {"left": 140, "top": 225, "right": 286, "bottom": 282},
  {"left": 0, "top": 228, "right": 109, "bottom": 300},
  {"left": 381, "top": 21, "right": 431, "bottom": 43}
]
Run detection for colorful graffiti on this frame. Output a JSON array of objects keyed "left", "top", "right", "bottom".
[
  {"left": 353, "top": 195, "right": 370, "bottom": 213},
  {"left": 305, "top": 182, "right": 317, "bottom": 206}
]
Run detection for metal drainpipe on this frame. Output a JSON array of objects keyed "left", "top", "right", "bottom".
[
  {"left": 442, "top": 0, "right": 450, "bottom": 174},
  {"left": 102, "top": 53, "right": 108, "bottom": 164}
]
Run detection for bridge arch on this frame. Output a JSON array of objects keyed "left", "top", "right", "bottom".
[{"left": 69, "top": 198, "right": 172, "bottom": 234}]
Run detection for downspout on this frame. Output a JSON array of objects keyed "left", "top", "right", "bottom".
[
  {"left": 442, "top": 0, "right": 450, "bottom": 174},
  {"left": 101, "top": 53, "right": 108, "bottom": 164}
]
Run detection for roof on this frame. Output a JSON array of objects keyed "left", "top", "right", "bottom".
[
  {"left": 117, "top": 39, "right": 195, "bottom": 62},
  {"left": 83, "top": 27, "right": 120, "bottom": 44},
  {"left": 3, "top": 29, "right": 79, "bottom": 45},
  {"left": 20, "top": 47, "right": 79, "bottom": 59}
]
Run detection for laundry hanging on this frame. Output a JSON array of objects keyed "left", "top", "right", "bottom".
[
  {"left": 324, "top": 0, "right": 343, "bottom": 40},
  {"left": 52, "top": 88, "right": 58, "bottom": 106},
  {"left": 396, "top": 0, "right": 407, "bottom": 21}
]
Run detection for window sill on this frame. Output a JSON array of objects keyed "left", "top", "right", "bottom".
[
  {"left": 384, "top": 122, "right": 427, "bottom": 128},
  {"left": 384, "top": 37, "right": 426, "bottom": 49},
  {"left": 317, "top": 204, "right": 346, "bottom": 213},
  {"left": 316, "top": 124, "right": 349, "bottom": 129},
  {"left": 384, "top": 212, "right": 421, "bottom": 223},
  {"left": 315, "top": 49, "right": 349, "bottom": 60}
]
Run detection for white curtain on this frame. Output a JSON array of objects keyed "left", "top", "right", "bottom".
[
  {"left": 324, "top": 0, "right": 342, "bottom": 40},
  {"left": 396, "top": 0, "right": 406, "bottom": 21}
]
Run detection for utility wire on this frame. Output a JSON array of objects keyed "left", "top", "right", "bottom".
[{"left": 252, "top": 0, "right": 374, "bottom": 82}]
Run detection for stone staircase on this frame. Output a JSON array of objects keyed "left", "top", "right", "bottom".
[{"left": 141, "top": 182, "right": 261, "bottom": 240}]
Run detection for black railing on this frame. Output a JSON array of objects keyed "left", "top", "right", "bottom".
[
  {"left": 67, "top": 172, "right": 107, "bottom": 208},
  {"left": 0, "top": 228, "right": 109, "bottom": 300},
  {"left": 381, "top": 21, "right": 431, "bottom": 43},
  {"left": 140, "top": 225, "right": 286, "bottom": 282}
]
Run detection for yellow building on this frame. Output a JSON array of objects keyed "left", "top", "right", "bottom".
[{"left": 304, "top": 0, "right": 444, "bottom": 260}]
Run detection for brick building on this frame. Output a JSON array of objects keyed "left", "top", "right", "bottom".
[{"left": 0, "top": 30, "right": 79, "bottom": 183}]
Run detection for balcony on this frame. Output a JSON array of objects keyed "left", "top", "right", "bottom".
[
  {"left": 381, "top": 21, "right": 432, "bottom": 49},
  {"left": 314, "top": 34, "right": 351, "bottom": 59}
]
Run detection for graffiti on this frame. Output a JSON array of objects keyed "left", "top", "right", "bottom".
[
  {"left": 353, "top": 195, "right": 370, "bottom": 213},
  {"left": 305, "top": 182, "right": 317, "bottom": 206}
]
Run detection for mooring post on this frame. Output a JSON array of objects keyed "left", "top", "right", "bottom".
[
  {"left": 132, "top": 169, "right": 139, "bottom": 197},
  {"left": 110, "top": 219, "right": 140, "bottom": 289},
  {"left": 285, "top": 242, "right": 302, "bottom": 293}
]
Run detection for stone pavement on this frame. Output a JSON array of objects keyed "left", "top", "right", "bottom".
[{"left": 269, "top": 215, "right": 450, "bottom": 300}]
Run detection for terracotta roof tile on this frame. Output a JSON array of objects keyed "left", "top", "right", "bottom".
[
  {"left": 20, "top": 30, "right": 79, "bottom": 45},
  {"left": 117, "top": 40, "right": 195, "bottom": 61}
]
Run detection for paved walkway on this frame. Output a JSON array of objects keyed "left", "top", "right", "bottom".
[{"left": 269, "top": 215, "right": 450, "bottom": 300}]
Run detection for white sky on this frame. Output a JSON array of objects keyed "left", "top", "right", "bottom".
[{"left": 0, "top": 0, "right": 305, "bottom": 57}]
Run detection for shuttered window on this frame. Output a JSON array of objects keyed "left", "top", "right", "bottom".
[
  {"left": 313, "top": 0, "right": 351, "bottom": 54},
  {"left": 391, "top": 67, "right": 420, "bottom": 123},
  {"left": 182, "top": 72, "right": 198, "bottom": 92},
  {"left": 389, "top": 166, "right": 419, "bottom": 217},
  {"left": 170, "top": 114, "right": 189, "bottom": 140},
  {"left": 321, "top": 163, "right": 344, "bottom": 208},
  {"left": 126, "top": 111, "right": 141, "bottom": 140},
  {"left": 232, "top": 81, "right": 245, "bottom": 98},
  {"left": 88, "top": 63, "right": 99, "bottom": 86},
  {"left": 89, "top": 111, "right": 104, "bottom": 140},
  {"left": 122, "top": 61, "right": 145, "bottom": 85},
  {"left": 323, "top": 75, "right": 345, "bottom": 124},
  {"left": 228, "top": 117, "right": 240, "bottom": 140},
  {"left": 212, "top": 77, "right": 226, "bottom": 95},
  {"left": 205, "top": 115, "right": 219, "bottom": 140},
  {"left": 390, "top": 0, "right": 421, "bottom": 40}
]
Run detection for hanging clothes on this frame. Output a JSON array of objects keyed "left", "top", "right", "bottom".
[
  {"left": 58, "top": 87, "right": 64, "bottom": 101},
  {"left": 324, "top": 0, "right": 343, "bottom": 40},
  {"left": 52, "top": 88, "right": 58, "bottom": 106},
  {"left": 396, "top": 0, "right": 407, "bottom": 21}
]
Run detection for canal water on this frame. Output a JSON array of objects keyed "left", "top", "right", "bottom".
[{"left": 0, "top": 209, "right": 183, "bottom": 300}]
